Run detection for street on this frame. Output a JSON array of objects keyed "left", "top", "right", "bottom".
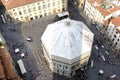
[
  {"left": 0, "top": 17, "right": 40, "bottom": 80},
  {"left": 68, "top": 1, "right": 120, "bottom": 80}
]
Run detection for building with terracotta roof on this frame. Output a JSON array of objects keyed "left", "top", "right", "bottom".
[
  {"left": 0, "top": 61, "right": 5, "bottom": 79},
  {"left": 110, "top": 0, "right": 120, "bottom": 7},
  {"left": 106, "top": 16, "right": 120, "bottom": 50},
  {"left": 41, "top": 18, "right": 94, "bottom": 77},
  {"left": 0, "top": 33, "right": 20, "bottom": 80},
  {"left": 84, "top": 0, "right": 120, "bottom": 29},
  {"left": 84, "top": 0, "right": 120, "bottom": 50},
  {"left": 1, "top": 0, "right": 68, "bottom": 22},
  {"left": 84, "top": 0, "right": 104, "bottom": 28}
]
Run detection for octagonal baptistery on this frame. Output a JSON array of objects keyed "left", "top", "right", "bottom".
[{"left": 41, "top": 18, "right": 94, "bottom": 77}]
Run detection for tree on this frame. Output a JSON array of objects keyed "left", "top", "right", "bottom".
[{"left": 0, "top": 41, "right": 4, "bottom": 48}]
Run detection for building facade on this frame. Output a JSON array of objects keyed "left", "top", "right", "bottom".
[
  {"left": 1, "top": 0, "right": 68, "bottom": 22},
  {"left": 0, "top": 33, "right": 20, "bottom": 80},
  {"left": 77, "top": 0, "right": 86, "bottom": 10},
  {"left": 41, "top": 18, "right": 94, "bottom": 77},
  {"left": 72, "top": 0, "right": 86, "bottom": 10},
  {"left": 84, "top": 0, "right": 104, "bottom": 27},
  {"left": 84, "top": 0, "right": 120, "bottom": 30},
  {"left": 106, "top": 17, "right": 120, "bottom": 50},
  {"left": 83, "top": 0, "right": 120, "bottom": 50}
]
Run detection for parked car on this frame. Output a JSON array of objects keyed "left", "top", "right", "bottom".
[
  {"left": 26, "top": 36, "right": 33, "bottom": 42},
  {"left": 107, "top": 75, "right": 118, "bottom": 80},
  {"left": 1, "top": 14, "right": 6, "bottom": 23},
  {"left": 101, "top": 45, "right": 104, "bottom": 48},
  {"left": 21, "top": 53, "right": 25, "bottom": 58},
  {"left": 98, "top": 69, "right": 104, "bottom": 75},
  {"left": 96, "top": 25, "right": 100, "bottom": 30},
  {"left": 95, "top": 45, "right": 99, "bottom": 49},
  {"left": 15, "top": 48, "right": 20, "bottom": 53}
]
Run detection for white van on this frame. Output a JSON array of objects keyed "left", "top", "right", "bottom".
[
  {"left": 17, "top": 59, "right": 27, "bottom": 75},
  {"left": 57, "top": 11, "right": 69, "bottom": 19}
]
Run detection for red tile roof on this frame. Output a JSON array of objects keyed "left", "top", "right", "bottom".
[
  {"left": 88, "top": 0, "right": 120, "bottom": 16},
  {"left": 104, "top": 20, "right": 109, "bottom": 26},
  {"left": 104, "top": 16, "right": 120, "bottom": 27},
  {"left": 109, "top": 6, "right": 120, "bottom": 12},
  {"left": 89, "top": 0, "right": 102, "bottom": 4},
  {"left": 1, "top": 0, "right": 41, "bottom": 10},
  {"left": 111, "top": 16, "right": 120, "bottom": 27},
  {"left": 96, "top": 6, "right": 110, "bottom": 16},
  {"left": 116, "top": 26, "right": 120, "bottom": 33}
]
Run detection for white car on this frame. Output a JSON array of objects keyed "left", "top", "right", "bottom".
[
  {"left": 26, "top": 36, "right": 33, "bottom": 42},
  {"left": 15, "top": 48, "right": 20, "bottom": 53},
  {"left": 91, "top": 60, "right": 94, "bottom": 67},
  {"left": 99, "top": 69, "right": 104, "bottom": 75},
  {"left": 105, "top": 51, "right": 109, "bottom": 55},
  {"left": 95, "top": 45, "right": 99, "bottom": 49},
  {"left": 108, "top": 74, "right": 117, "bottom": 79},
  {"left": 101, "top": 55, "right": 105, "bottom": 61},
  {"left": 21, "top": 53, "right": 25, "bottom": 58},
  {"left": 101, "top": 45, "right": 104, "bottom": 48},
  {"left": 1, "top": 15, "right": 6, "bottom": 23}
]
